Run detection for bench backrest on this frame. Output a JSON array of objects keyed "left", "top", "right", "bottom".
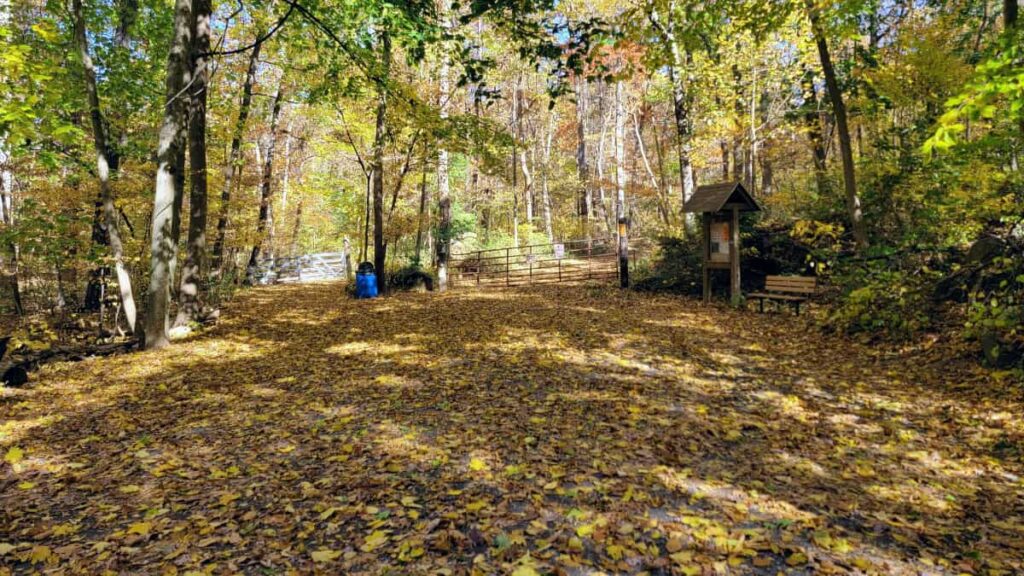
[{"left": 765, "top": 275, "right": 817, "bottom": 294}]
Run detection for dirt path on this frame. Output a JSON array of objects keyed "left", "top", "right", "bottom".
[{"left": 2, "top": 283, "right": 1022, "bottom": 574}]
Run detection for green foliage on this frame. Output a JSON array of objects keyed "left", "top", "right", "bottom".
[
  {"left": 633, "top": 235, "right": 703, "bottom": 295},
  {"left": 926, "top": 29, "right": 1024, "bottom": 155},
  {"left": 825, "top": 260, "right": 940, "bottom": 341},
  {"left": 964, "top": 255, "right": 1024, "bottom": 368}
]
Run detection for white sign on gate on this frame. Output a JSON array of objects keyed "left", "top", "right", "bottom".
[{"left": 553, "top": 243, "right": 565, "bottom": 259}]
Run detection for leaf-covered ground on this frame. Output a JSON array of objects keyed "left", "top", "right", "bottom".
[{"left": 2, "top": 283, "right": 1023, "bottom": 575}]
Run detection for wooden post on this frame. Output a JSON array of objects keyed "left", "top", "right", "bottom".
[
  {"left": 505, "top": 248, "right": 510, "bottom": 287},
  {"left": 730, "top": 207, "right": 741, "bottom": 307},
  {"left": 702, "top": 212, "right": 711, "bottom": 303}
]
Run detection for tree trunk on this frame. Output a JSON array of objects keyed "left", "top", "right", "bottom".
[
  {"left": 73, "top": 0, "right": 138, "bottom": 333},
  {"left": 614, "top": 80, "right": 629, "bottom": 288},
  {"left": 143, "top": 0, "right": 191, "bottom": 349},
  {"left": 654, "top": 0, "right": 696, "bottom": 232},
  {"left": 575, "top": 77, "right": 591, "bottom": 226},
  {"left": 809, "top": 2, "right": 868, "bottom": 251},
  {"left": 289, "top": 199, "right": 302, "bottom": 256},
  {"left": 0, "top": 154, "right": 22, "bottom": 316},
  {"left": 372, "top": 30, "right": 391, "bottom": 294},
  {"left": 245, "top": 85, "right": 283, "bottom": 285},
  {"left": 436, "top": 16, "right": 452, "bottom": 290},
  {"left": 595, "top": 104, "right": 613, "bottom": 237},
  {"left": 362, "top": 170, "right": 371, "bottom": 262},
  {"left": 519, "top": 149, "right": 533, "bottom": 225},
  {"left": 176, "top": 0, "right": 211, "bottom": 326},
  {"left": 212, "top": 40, "right": 262, "bottom": 273},
  {"left": 802, "top": 73, "right": 829, "bottom": 197},
  {"left": 541, "top": 111, "right": 556, "bottom": 242},
  {"left": 1006, "top": 0, "right": 1019, "bottom": 28},
  {"left": 415, "top": 147, "right": 429, "bottom": 265},
  {"left": 633, "top": 111, "right": 670, "bottom": 226}
]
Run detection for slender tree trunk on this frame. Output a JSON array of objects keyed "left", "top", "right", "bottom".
[
  {"left": 575, "top": 77, "right": 591, "bottom": 227},
  {"left": 596, "top": 104, "right": 613, "bottom": 237},
  {"left": 372, "top": 30, "right": 391, "bottom": 294},
  {"left": 176, "top": 0, "right": 211, "bottom": 326},
  {"left": 520, "top": 149, "right": 533, "bottom": 225},
  {"left": 654, "top": 0, "right": 696, "bottom": 231},
  {"left": 1006, "top": 0, "right": 1019, "bottom": 28},
  {"left": 415, "top": 147, "right": 429, "bottom": 264},
  {"left": 809, "top": 2, "right": 868, "bottom": 251},
  {"left": 0, "top": 151, "right": 22, "bottom": 316},
  {"left": 614, "top": 80, "right": 629, "bottom": 287},
  {"left": 245, "top": 85, "right": 284, "bottom": 285},
  {"left": 289, "top": 199, "right": 302, "bottom": 256},
  {"left": 802, "top": 73, "right": 829, "bottom": 197},
  {"left": 436, "top": 13, "right": 452, "bottom": 290},
  {"left": 143, "top": 0, "right": 191, "bottom": 349},
  {"left": 541, "top": 111, "right": 556, "bottom": 242},
  {"left": 73, "top": 0, "right": 138, "bottom": 333},
  {"left": 633, "top": 111, "right": 670, "bottom": 226},
  {"left": 362, "top": 170, "right": 371, "bottom": 262},
  {"left": 212, "top": 40, "right": 262, "bottom": 273}
]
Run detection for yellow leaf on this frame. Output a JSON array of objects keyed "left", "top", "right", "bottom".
[
  {"left": 360, "top": 530, "right": 390, "bottom": 552},
  {"left": 310, "top": 548, "right": 342, "bottom": 563},
  {"left": 786, "top": 552, "right": 808, "bottom": 566},
  {"left": 127, "top": 522, "right": 151, "bottom": 536},
  {"left": 469, "top": 457, "right": 489, "bottom": 471},
  {"left": 0, "top": 543, "right": 16, "bottom": 555},
  {"left": 29, "top": 545, "right": 51, "bottom": 564},
  {"left": 666, "top": 537, "right": 685, "bottom": 552},
  {"left": 17, "top": 482, "right": 34, "bottom": 490},
  {"left": 119, "top": 485, "right": 140, "bottom": 493},
  {"left": 320, "top": 507, "right": 341, "bottom": 520},
  {"left": 465, "top": 500, "right": 489, "bottom": 512},
  {"left": 401, "top": 496, "right": 418, "bottom": 507},
  {"left": 670, "top": 551, "right": 693, "bottom": 564},
  {"left": 606, "top": 544, "right": 624, "bottom": 560},
  {"left": 511, "top": 567, "right": 539, "bottom": 576},
  {"left": 218, "top": 492, "right": 240, "bottom": 506},
  {"left": 576, "top": 523, "right": 595, "bottom": 537},
  {"left": 4, "top": 446, "right": 24, "bottom": 465}
]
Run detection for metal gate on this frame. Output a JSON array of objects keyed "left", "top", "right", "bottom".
[
  {"left": 450, "top": 240, "right": 634, "bottom": 288},
  {"left": 254, "top": 252, "right": 350, "bottom": 284}
]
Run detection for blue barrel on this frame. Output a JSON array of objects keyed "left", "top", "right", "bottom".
[{"left": 355, "top": 272, "right": 378, "bottom": 298}]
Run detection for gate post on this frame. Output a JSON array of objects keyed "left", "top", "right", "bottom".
[{"left": 505, "top": 248, "right": 510, "bottom": 287}]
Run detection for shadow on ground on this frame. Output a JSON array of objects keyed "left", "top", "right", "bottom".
[{"left": 1, "top": 282, "right": 1022, "bottom": 575}]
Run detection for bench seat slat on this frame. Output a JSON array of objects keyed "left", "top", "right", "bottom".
[{"left": 748, "top": 292, "right": 807, "bottom": 301}]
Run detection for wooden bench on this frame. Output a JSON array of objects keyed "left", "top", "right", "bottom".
[{"left": 748, "top": 275, "right": 818, "bottom": 314}]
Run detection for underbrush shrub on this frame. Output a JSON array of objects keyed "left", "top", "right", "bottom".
[
  {"left": 632, "top": 236, "right": 703, "bottom": 295},
  {"left": 963, "top": 249, "right": 1024, "bottom": 368},
  {"left": 824, "top": 265, "right": 938, "bottom": 341},
  {"left": 388, "top": 265, "right": 435, "bottom": 292}
]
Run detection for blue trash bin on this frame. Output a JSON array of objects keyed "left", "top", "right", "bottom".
[{"left": 355, "top": 271, "right": 378, "bottom": 298}]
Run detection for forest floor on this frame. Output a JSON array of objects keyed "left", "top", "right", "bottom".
[{"left": 1, "top": 282, "right": 1023, "bottom": 575}]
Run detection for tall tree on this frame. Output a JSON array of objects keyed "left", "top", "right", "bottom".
[
  {"left": 245, "top": 85, "right": 284, "bottom": 285},
  {"left": 436, "top": 9, "right": 452, "bottom": 291},
  {"left": 575, "top": 77, "right": 592, "bottom": 230},
  {"left": 176, "top": 0, "right": 212, "bottom": 326},
  {"left": 211, "top": 40, "right": 263, "bottom": 274},
  {"left": 614, "top": 79, "right": 629, "bottom": 287},
  {"left": 807, "top": 0, "right": 868, "bottom": 251},
  {"left": 648, "top": 0, "right": 695, "bottom": 231},
  {"left": 72, "top": 0, "right": 138, "bottom": 333},
  {"left": 372, "top": 30, "right": 391, "bottom": 293},
  {"left": 143, "top": 0, "right": 192, "bottom": 349}
]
